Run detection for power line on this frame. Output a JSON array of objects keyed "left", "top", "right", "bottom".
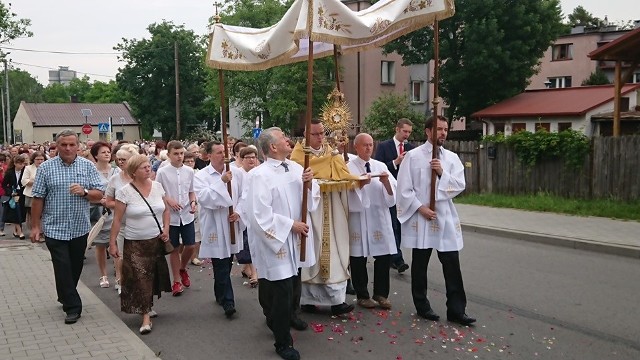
[
  {"left": 11, "top": 61, "right": 115, "bottom": 79},
  {"left": 0, "top": 46, "right": 121, "bottom": 55}
]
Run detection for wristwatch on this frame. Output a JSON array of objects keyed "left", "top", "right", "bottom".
[{"left": 82, "top": 189, "right": 89, "bottom": 197}]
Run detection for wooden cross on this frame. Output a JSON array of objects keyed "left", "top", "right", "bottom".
[
  {"left": 208, "top": 233, "right": 218, "bottom": 243},
  {"left": 373, "top": 230, "right": 383, "bottom": 242},
  {"left": 276, "top": 248, "right": 287, "bottom": 259}
]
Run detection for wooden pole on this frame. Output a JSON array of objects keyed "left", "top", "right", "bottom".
[
  {"left": 300, "top": 40, "right": 315, "bottom": 262},
  {"left": 429, "top": 20, "right": 440, "bottom": 212},
  {"left": 218, "top": 69, "right": 236, "bottom": 244},
  {"left": 613, "top": 60, "right": 621, "bottom": 137}
]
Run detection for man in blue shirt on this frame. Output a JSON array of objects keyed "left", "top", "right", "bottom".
[{"left": 30, "top": 129, "right": 105, "bottom": 324}]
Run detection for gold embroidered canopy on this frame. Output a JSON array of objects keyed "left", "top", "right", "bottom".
[{"left": 206, "top": 0, "right": 455, "bottom": 71}]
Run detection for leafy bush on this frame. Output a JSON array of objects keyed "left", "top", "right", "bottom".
[{"left": 363, "top": 92, "right": 425, "bottom": 141}]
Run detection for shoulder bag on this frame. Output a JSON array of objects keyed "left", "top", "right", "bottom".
[{"left": 129, "top": 183, "right": 174, "bottom": 255}]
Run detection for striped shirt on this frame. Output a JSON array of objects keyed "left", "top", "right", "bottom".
[{"left": 32, "top": 156, "right": 105, "bottom": 240}]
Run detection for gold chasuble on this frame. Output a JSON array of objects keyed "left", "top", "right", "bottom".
[{"left": 291, "top": 142, "right": 359, "bottom": 288}]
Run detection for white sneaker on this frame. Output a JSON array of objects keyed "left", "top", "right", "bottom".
[
  {"left": 99, "top": 276, "right": 110, "bottom": 288},
  {"left": 148, "top": 310, "right": 158, "bottom": 318},
  {"left": 114, "top": 279, "right": 121, "bottom": 295}
]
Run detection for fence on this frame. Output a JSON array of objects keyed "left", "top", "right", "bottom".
[{"left": 385, "top": 136, "right": 640, "bottom": 201}]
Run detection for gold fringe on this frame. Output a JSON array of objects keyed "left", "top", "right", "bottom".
[{"left": 318, "top": 180, "right": 355, "bottom": 193}]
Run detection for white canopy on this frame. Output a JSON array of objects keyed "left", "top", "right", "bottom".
[{"left": 207, "top": 0, "right": 455, "bottom": 71}]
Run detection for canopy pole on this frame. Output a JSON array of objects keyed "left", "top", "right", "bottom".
[
  {"left": 429, "top": 20, "right": 440, "bottom": 212},
  {"left": 218, "top": 69, "right": 236, "bottom": 245},
  {"left": 300, "top": 40, "right": 314, "bottom": 262}
]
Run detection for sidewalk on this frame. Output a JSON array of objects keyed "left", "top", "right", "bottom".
[
  {"left": 0, "top": 241, "right": 157, "bottom": 360},
  {"left": 457, "top": 204, "right": 640, "bottom": 259}
]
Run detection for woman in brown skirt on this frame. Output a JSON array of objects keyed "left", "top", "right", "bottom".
[{"left": 109, "top": 154, "right": 171, "bottom": 334}]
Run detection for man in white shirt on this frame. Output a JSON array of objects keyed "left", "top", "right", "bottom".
[
  {"left": 347, "top": 133, "right": 397, "bottom": 310},
  {"left": 246, "top": 127, "right": 317, "bottom": 360},
  {"left": 396, "top": 116, "right": 476, "bottom": 326},
  {"left": 193, "top": 141, "right": 244, "bottom": 318},
  {"left": 155, "top": 141, "right": 197, "bottom": 297}
]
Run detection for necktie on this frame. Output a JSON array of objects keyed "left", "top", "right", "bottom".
[
  {"left": 365, "top": 162, "right": 371, "bottom": 173},
  {"left": 399, "top": 142, "right": 404, "bottom": 155},
  {"left": 281, "top": 162, "right": 289, "bottom": 172}
]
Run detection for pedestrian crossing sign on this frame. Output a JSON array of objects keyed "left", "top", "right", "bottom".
[{"left": 98, "top": 123, "right": 110, "bottom": 133}]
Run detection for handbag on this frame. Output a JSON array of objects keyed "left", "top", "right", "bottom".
[{"left": 129, "top": 183, "right": 174, "bottom": 255}]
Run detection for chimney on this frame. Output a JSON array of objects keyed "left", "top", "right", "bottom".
[{"left": 70, "top": 95, "right": 78, "bottom": 103}]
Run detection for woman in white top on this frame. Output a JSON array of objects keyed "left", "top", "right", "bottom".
[
  {"left": 21, "top": 151, "right": 46, "bottom": 236},
  {"left": 109, "top": 154, "right": 171, "bottom": 335},
  {"left": 90, "top": 142, "right": 119, "bottom": 288},
  {"left": 104, "top": 144, "right": 138, "bottom": 294}
]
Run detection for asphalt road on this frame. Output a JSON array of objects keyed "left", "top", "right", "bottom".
[{"left": 80, "top": 232, "right": 640, "bottom": 360}]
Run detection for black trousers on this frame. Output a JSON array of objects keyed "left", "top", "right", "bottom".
[
  {"left": 411, "top": 248, "right": 467, "bottom": 317},
  {"left": 350, "top": 254, "right": 391, "bottom": 299},
  {"left": 45, "top": 234, "right": 88, "bottom": 315},
  {"left": 258, "top": 275, "right": 300, "bottom": 349},
  {"left": 389, "top": 206, "right": 405, "bottom": 266},
  {"left": 212, "top": 257, "right": 234, "bottom": 307}
]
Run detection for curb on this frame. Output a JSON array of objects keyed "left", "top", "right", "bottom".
[{"left": 461, "top": 224, "right": 640, "bottom": 259}]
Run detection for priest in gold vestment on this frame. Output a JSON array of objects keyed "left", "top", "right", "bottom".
[{"left": 290, "top": 120, "right": 361, "bottom": 316}]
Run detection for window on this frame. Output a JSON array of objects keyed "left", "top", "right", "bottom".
[
  {"left": 536, "top": 123, "right": 550, "bottom": 132},
  {"left": 512, "top": 123, "right": 527, "bottom": 133},
  {"left": 552, "top": 43, "right": 573, "bottom": 61},
  {"left": 494, "top": 123, "right": 505, "bottom": 134},
  {"left": 116, "top": 132, "right": 124, "bottom": 140},
  {"left": 633, "top": 73, "right": 640, "bottom": 83},
  {"left": 52, "top": 133, "right": 57, "bottom": 140},
  {"left": 411, "top": 80, "right": 424, "bottom": 102},
  {"left": 381, "top": 61, "right": 395, "bottom": 85},
  {"left": 547, "top": 76, "right": 572, "bottom": 88},
  {"left": 620, "top": 97, "right": 630, "bottom": 112},
  {"left": 558, "top": 122, "right": 572, "bottom": 132}
]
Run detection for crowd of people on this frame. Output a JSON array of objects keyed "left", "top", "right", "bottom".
[{"left": 22, "top": 116, "right": 476, "bottom": 360}]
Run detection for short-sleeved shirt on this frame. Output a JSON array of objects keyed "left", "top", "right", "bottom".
[
  {"left": 155, "top": 164, "right": 195, "bottom": 226},
  {"left": 115, "top": 181, "right": 166, "bottom": 240},
  {"left": 32, "top": 156, "right": 105, "bottom": 240}
]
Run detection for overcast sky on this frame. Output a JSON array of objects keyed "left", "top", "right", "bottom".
[{"left": 6, "top": 0, "right": 638, "bottom": 85}]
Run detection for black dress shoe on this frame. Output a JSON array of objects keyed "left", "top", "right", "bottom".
[
  {"left": 64, "top": 313, "right": 81, "bottom": 324},
  {"left": 331, "top": 302, "right": 354, "bottom": 316},
  {"left": 390, "top": 263, "right": 398, "bottom": 270},
  {"left": 223, "top": 304, "right": 236, "bottom": 318},
  {"left": 276, "top": 345, "right": 300, "bottom": 360},
  {"left": 397, "top": 263, "right": 409, "bottom": 273},
  {"left": 447, "top": 313, "right": 476, "bottom": 326},
  {"left": 417, "top": 309, "right": 440, "bottom": 321},
  {"left": 301, "top": 304, "right": 317, "bottom": 313},
  {"left": 290, "top": 317, "right": 308, "bottom": 331},
  {"left": 346, "top": 280, "right": 356, "bottom": 295}
]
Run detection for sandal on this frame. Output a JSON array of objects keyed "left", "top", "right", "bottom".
[{"left": 139, "top": 323, "right": 152, "bottom": 335}]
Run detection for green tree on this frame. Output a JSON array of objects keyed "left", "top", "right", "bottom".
[
  {"left": 42, "top": 76, "right": 93, "bottom": 103},
  {"left": 3, "top": 68, "right": 43, "bottom": 119},
  {"left": 567, "top": 6, "right": 602, "bottom": 28},
  {"left": 0, "top": 1, "right": 32, "bottom": 45},
  {"left": 84, "top": 80, "right": 127, "bottom": 103},
  {"left": 363, "top": 92, "right": 424, "bottom": 141},
  {"left": 115, "top": 21, "right": 207, "bottom": 140},
  {"left": 384, "top": 0, "right": 565, "bottom": 121},
  {"left": 41, "top": 83, "right": 70, "bottom": 103},
  {"left": 219, "top": 0, "right": 334, "bottom": 135},
  {"left": 581, "top": 69, "right": 610, "bottom": 86}
]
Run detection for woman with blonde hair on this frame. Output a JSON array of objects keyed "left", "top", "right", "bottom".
[
  {"left": 21, "top": 151, "right": 46, "bottom": 239},
  {"left": 104, "top": 144, "right": 139, "bottom": 294},
  {"left": 109, "top": 154, "right": 171, "bottom": 334}
]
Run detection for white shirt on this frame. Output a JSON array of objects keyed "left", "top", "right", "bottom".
[
  {"left": 115, "top": 182, "right": 166, "bottom": 240},
  {"left": 155, "top": 163, "right": 195, "bottom": 226}
]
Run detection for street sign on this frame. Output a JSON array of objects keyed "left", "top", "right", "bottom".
[
  {"left": 97, "top": 123, "right": 110, "bottom": 133},
  {"left": 252, "top": 128, "right": 262, "bottom": 139},
  {"left": 82, "top": 124, "right": 93, "bottom": 135}
]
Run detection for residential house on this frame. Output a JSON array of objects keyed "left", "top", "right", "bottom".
[
  {"left": 13, "top": 101, "right": 141, "bottom": 144},
  {"left": 472, "top": 84, "right": 640, "bottom": 137}
]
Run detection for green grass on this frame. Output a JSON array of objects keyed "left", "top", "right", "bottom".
[{"left": 455, "top": 193, "right": 640, "bottom": 221}]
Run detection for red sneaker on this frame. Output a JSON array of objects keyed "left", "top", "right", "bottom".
[
  {"left": 172, "top": 281, "right": 183, "bottom": 296},
  {"left": 179, "top": 268, "right": 191, "bottom": 288}
]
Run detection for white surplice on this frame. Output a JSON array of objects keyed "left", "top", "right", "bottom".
[
  {"left": 244, "top": 158, "right": 319, "bottom": 281},
  {"left": 347, "top": 157, "right": 397, "bottom": 257},
  {"left": 396, "top": 142, "right": 466, "bottom": 251},
  {"left": 194, "top": 164, "right": 245, "bottom": 259}
]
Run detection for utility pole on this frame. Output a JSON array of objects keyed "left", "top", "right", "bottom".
[
  {"left": 174, "top": 41, "right": 181, "bottom": 139},
  {"left": 1, "top": 87, "right": 6, "bottom": 145},
  {"left": 4, "top": 60, "right": 11, "bottom": 144}
]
